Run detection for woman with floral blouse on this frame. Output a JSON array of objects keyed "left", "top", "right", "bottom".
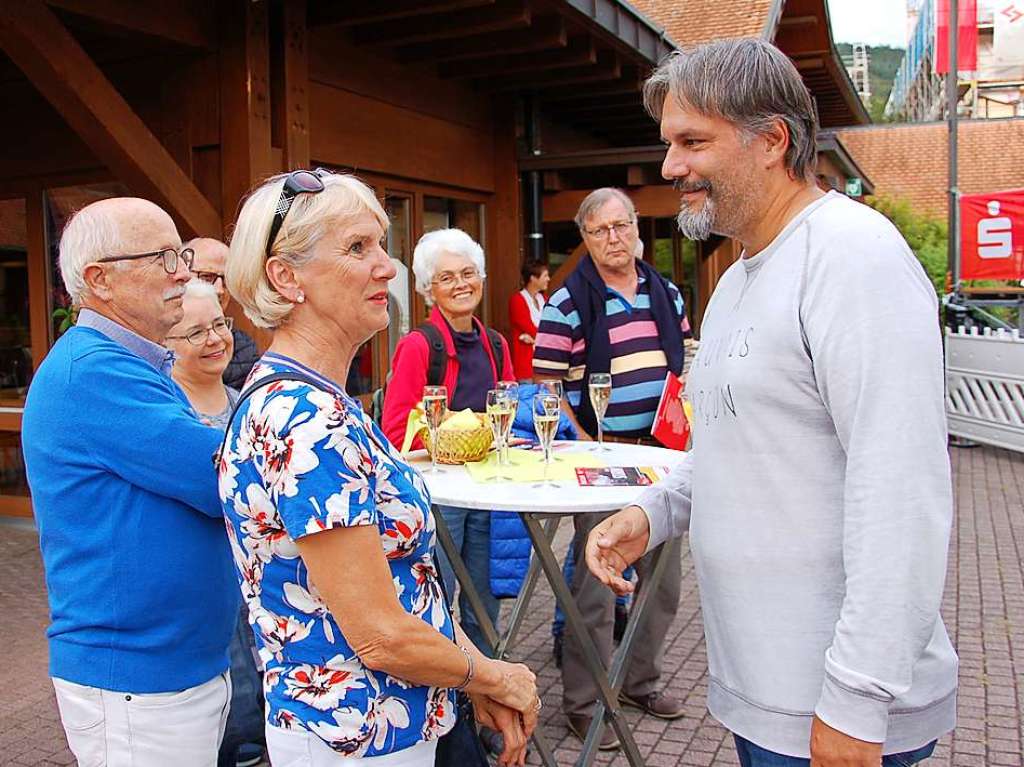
[{"left": 220, "top": 169, "right": 539, "bottom": 766}]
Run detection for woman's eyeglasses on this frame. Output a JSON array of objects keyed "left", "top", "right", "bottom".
[
  {"left": 166, "top": 317, "right": 234, "bottom": 346},
  {"left": 432, "top": 268, "right": 481, "bottom": 289},
  {"left": 265, "top": 169, "right": 329, "bottom": 258},
  {"left": 96, "top": 247, "right": 195, "bottom": 275}
]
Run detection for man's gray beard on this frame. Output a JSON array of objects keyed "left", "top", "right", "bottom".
[{"left": 676, "top": 196, "right": 715, "bottom": 240}]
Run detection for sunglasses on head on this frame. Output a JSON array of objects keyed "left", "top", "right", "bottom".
[{"left": 264, "top": 168, "right": 329, "bottom": 259}]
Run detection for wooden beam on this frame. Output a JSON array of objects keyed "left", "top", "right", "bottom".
[
  {"left": 354, "top": 0, "right": 530, "bottom": 47},
  {"left": 548, "top": 241, "right": 586, "bottom": 293},
  {"left": 519, "top": 145, "right": 665, "bottom": 171},
  {"left": 45, "top": 0, "right": 216, "bottom": 49},
  {"left": 282, "top": 0, "right": 310, "bottom": 170},
  {"left": 487, "top": 98, "right": 522, "bottom": 341},
  {"left": 25, "top": 186, "right": 50, "bottom": 368},
  {"left": 438, "top": 34, "right": 594, "bottom": 79},
  {"left": 543, "top": 92, "right": 641, "bottom": 115},
  {"left": 219, "top": 0, "right": 275, "bottom": 231},
  {"left": 483, "top": 49, "right": 619, "bottom": 92},
  {"left": 0, "top": 0, "right": 221, "bottom": 237},
  {"left": 543, "top": 185, "right": 679, "bottom": 222},
  {"left": 399, "top": 15, "right": 565, "bottom": 63},
  {"left": 310, "top": 0, "right": 495, "bottom": 27},
  {"left": 537, "top": 69, "right": 641, "bottom": 102}
]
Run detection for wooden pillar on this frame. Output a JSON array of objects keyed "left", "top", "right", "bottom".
[
  {"left": 220, "top": 0, "right": 275, "bottom": 230},
  {"left": 282, "top": 0, "right": 310, "bottom": 170},
  {"left": 487, "top": 99, "right": 522, "bottom": 341},
  {"left": 25, "top": 186, "right": 50, "bottom": 367}
]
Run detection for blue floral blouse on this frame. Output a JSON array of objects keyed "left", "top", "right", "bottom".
[{"left": 218, "top": 353, "right": 456, "bottom": 756}]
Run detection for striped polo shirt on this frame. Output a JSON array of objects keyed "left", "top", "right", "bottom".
[{"left": 532, "top": 273, "right": 686, "bottom": 435}]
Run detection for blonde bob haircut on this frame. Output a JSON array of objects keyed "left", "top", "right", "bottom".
[{"left": 227, "top": 171, "right": 387, "bottom": 329}]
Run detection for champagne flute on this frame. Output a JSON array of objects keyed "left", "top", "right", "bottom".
[
  {"left": 532, "top": 393, "right": 561, "bottom": 488},
  {"left": 422, "top": 385, "right": 448, "bottom": 474},
  {"left": 535, "top": 379, "right": 565, "bottom": 459},
  {"left": 588, "top": 373, "right": 612, "bottom": 451},
  {"left": 486, "top": 389, "right": 514, "bottom": 481},
  {"left": 496, "top": 381, "right": 519, "bottom": 466}
]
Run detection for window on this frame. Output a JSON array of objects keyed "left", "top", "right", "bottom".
[{"left": 0, "top": 198, "right": 31, "bottom": 405}]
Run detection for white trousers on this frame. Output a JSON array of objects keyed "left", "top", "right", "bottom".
[
  {"left": 52, "top": 672, "right": 231, "bottom": 767},
  {"left": 266, "top": 725, "right": 438, "bottom": 766}
]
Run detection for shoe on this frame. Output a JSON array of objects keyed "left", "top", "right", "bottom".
[
  {"left": 566, "top": 713, "right": 620, "bottom": 751},
  {"left": 552, "top": 634, "right": 563, "bottom": 668},
  {"left": 618, "top": 689, "right": 685, "bottom": 720},
  {"left": 235, "top": 743, "right": 265, "bottom": 767},
  {"left": 613, "top": 602, "right": 628, "bottom": 642},
  {"left": 479, "top": 726, "right": 504, "bottom": 757}
]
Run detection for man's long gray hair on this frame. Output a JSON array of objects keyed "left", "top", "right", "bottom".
[{"left": 643, "top": 38, "right": 818, "bottom": 182}]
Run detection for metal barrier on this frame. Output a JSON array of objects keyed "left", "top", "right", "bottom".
[{"left": 945, "top": 326, "right": 1024, "bottom": 452}]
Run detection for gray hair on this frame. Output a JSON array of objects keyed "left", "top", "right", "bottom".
[
  {"left": 573, "top": 188, "right": 637, "bottom": 232},
  {"left": 58, "top": 205, "right": 125, "bottom": 303},
  {"left": 643, "top": 38, "right": 818, "bottom": 182},
  {"left": 183, "top": 278, "right": 220, "bottom": 303},
  {"left": 412, "top": 228, "right": 486, "bottom": 304}
]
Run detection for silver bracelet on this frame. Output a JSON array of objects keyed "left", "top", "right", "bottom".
[{"left": 454, "top": 644, "right": 474, "bottom": 690}]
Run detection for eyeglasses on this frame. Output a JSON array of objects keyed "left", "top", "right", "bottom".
[
  {"left": 432, "top": 268, "right": 482, "bottom": 289},
  {"left": 582, "top": 220, "right": 636, "bottom": 240},
  {"left": 193, "top": 270, "right": 225, "bottom": 288},
  {"left": 96, "top": 247, "right": 194, "bottom": 275},
  {"left": 265, "top": 168, "right": 329, "bottom": 259},
  {"left": 166, "top": 317, "right": 234, "bottom": 346}
]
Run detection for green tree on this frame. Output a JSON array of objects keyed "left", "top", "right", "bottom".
[{"left": 867, "top": 196, "right": 947, "bottom": 294}]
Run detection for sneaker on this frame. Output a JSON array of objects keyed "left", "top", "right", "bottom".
[
  {"left": 566, "top": 713, "right": 620, "bottom": 751},
  {"left": 618, "top": 689, "right": 685, "bottom": 720}
]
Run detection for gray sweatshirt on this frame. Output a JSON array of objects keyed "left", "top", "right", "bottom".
[{"left": 635, "top": 191, "right": 957, "bottom": 757}]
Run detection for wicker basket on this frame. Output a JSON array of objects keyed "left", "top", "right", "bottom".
[{"left": 421, "top": 415, "right": 494, "bottom": 464}]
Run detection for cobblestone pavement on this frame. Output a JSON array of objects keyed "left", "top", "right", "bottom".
[{"left": 1, "top": 445, "right": 1021, "bottom": 766}]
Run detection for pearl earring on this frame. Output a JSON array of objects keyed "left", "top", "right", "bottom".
[{"left": 296, "top": 291, "right": 305, "bottom": 304}]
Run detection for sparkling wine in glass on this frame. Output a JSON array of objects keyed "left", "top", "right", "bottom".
[
  {"left": 535, "top": 379, "right": 565, "bottom": 459},
  {"left": 588, "top": 373, "right": 612, "bottom": 451},
  {"left": 486, "top": 389, "right": 514, "bottom": 481},
  {"left": 423, "top": 385, "right": 447, "bottom": 474},
  {"left": 533, "top": 393, "right": 561, "bottom": 488},
  {"left": 496, "top": 381, "right": 519, "bottom": 465}
]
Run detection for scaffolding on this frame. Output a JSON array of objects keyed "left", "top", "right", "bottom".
[{"left": 887, "top": 0, "right": 946, "bottom": 121}]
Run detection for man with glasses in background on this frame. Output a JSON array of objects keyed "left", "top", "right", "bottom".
[
  {"left": 532, "top": 187, "right": 689, "bottom": 748},
  {"left": 187, "top": 236, "right": 260, "bottom": 389},
  {"left": 22, "top": 198, "right": 237, "bottom": 766}
]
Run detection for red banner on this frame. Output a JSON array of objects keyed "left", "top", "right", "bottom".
[
  {"left": 935, "top": 0, "right": 978, "bottom": 73},
  {"left": 960, "top": 188, "right": 1024, "bottom": 281}
]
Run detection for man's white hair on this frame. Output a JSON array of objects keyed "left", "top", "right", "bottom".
[
  {"left": 58, "top": 205, "right": 126, "bottom": 303},
  {"left": 183, "top": 278, "right": 220, "bottom": 303},
  {"left": 411, "top": 228, "right": 486, "bottom": 305}
]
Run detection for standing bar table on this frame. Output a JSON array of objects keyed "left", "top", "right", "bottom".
[{"left": 407, "top": 442, "right": 686, "bottom": 767}]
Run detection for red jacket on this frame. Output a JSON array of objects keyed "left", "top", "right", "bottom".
[
  {"left": 508, "top": 290, "right": 544, "bottom": 380},
  {"left": 382, "top": 306, "right": 515, "bottom": 449}
]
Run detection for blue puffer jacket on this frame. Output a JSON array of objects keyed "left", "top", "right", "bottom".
[{"left": 490, "top": 385, "right": 577, "bottom": 598}]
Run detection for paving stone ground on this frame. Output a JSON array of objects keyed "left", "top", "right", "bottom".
[{"left": 1, "top": 444, "right": 1021, "bottom": 766}]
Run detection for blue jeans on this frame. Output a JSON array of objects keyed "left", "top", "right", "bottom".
[
  {"left": 734, "top": 735, "right": 937, "bottom": 767},
  {"left": 434, "top": 505, "right": 500, "bottom": 657},
  {"left": 217, "top": 604, "right": 266, "bottom": 766}
]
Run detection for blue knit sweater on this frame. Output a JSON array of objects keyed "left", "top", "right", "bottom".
[{"left": 22, "top": 324, "right": 237, "bottom": 693}]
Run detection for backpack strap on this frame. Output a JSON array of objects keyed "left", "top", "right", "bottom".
[{"left": 415, "top": 323, "right": 449, "bottom": 387}]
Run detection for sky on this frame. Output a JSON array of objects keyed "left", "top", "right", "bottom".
[{"left": 827, "top": 0, "right": 909, "bottom": 48}]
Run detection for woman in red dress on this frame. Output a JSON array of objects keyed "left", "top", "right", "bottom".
[{"left": 507, "top": 261, "right": 549, "bottom": 381}]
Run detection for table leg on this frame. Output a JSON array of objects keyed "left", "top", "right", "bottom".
[
  {"left": 429, "top": 504, "right": 500, "bottom": 652},
  {"left": 577, "top": 540, "right": 670, "bottom": 767},
  {"left": 519, "top": 512, "right": 645, "bottom": 767},
  {"left": 497, "top": 516, "right": 560, "bottom": 660}
]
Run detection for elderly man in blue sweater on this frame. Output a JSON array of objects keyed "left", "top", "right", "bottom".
[{"left": 22, "top": 197, "right": 237, "bottom": 766}]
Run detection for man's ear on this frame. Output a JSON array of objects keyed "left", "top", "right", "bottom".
[
  {"left": 760, "top": 117, "right": 791, "bottom": 171},
  {"left": 266, "top": 256, "right": 302, "bottom": 303},
  {"left": 82, "top": 263, "right": 114, "bottom": 302}
]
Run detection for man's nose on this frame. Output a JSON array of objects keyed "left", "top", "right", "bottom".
[{"left": 662, "top": 147, "right": 689, "bottom": 182}]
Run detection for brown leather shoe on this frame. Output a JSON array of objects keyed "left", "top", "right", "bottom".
[
  {"left": 618, "top": 689, "right": 685, "bottom": 720},
  {"left": 566, "top": 713, "right": 621, "bottom": 750}
]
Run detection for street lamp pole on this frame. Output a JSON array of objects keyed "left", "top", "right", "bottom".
[{"left": 947, "top": 0, "right": 960, "bottom": 291}]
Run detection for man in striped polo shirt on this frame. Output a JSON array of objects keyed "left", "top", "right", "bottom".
[{"left": 533, "top": 187, "right": 687, "bottom": 748}]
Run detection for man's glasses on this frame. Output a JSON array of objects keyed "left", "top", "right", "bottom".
[
  {"left": 432, "top": 268, "right": 481, "bottom": 289},
  {"left": 96, "top": 247, "right": 194, "bottom": 275},
  {"left": 265, "top": 168, "right": 328, "bottom": 258},
  {"left": 166, "top": 317, "right": 234, "bottom": 346},
  {"left": 193, "top": 270, "right": 225, "bottom": 288},
  {"left": 582, "top": 220, "right": 636, "bottom": 240}
]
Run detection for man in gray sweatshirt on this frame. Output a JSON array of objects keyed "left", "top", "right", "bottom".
[{"left": 586, "top": 39, "right": 957, "bottom": 767}]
